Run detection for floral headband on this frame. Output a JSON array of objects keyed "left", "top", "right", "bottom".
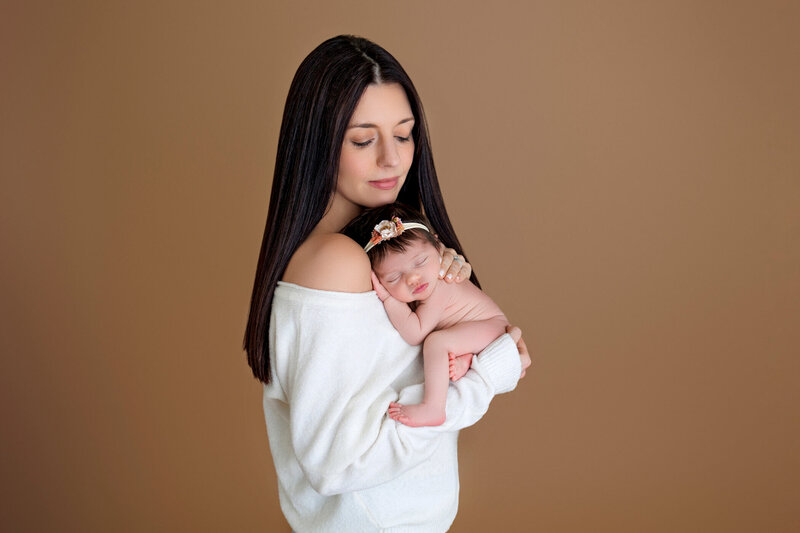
[{"left": 363, "top": 216, "right": 431, "bottom": 252}]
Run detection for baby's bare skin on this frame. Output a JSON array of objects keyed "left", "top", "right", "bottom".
[{"left": 372, "top": 240, "right": 508, "bottom": 427}]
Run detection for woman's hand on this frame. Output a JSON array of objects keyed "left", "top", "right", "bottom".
[
  {"left": 438, "top": 245, "right": 471, "bottom": 283},
  {"left": 506, "top": 325, "right": 531, "bottom": 378}
]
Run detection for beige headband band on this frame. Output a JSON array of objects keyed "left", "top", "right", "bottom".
[{"left": 363, "top": 216, "right": 431, "bottom": 253}]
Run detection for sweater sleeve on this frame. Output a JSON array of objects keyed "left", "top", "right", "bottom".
[{"left": 267, "top": 285, "right": 522, "bottom": 496}]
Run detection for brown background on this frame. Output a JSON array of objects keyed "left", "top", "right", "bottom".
[{"left": 2, "top": 1, "right": 798, "bottom": 531}]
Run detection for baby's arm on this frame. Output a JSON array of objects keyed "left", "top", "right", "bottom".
[{"left": 371, "top": 272, "right": 441, "bottom": 346}]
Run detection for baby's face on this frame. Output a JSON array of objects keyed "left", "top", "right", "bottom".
[{"left": 374, "top": 239, "right": 441, "bottom": 303}]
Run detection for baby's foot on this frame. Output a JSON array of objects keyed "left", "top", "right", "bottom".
[
  {"left": 448, "top": 353, "right": 474, "bottom": 381},
  {"left": 388, "top": 401, "right": 446, "bottom": 427}
]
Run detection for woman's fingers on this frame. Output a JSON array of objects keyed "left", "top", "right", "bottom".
[
  {"left": 506, "top": 325, "right": 531, "bottom": 378},
  {"left": 438, "top": 245, "right": 454, "bottom": 279},
  {"left": 453, "top": 259, "right": 471, "bottom": 283},
  {"left": 517, "top": 337, "right": 530, "bottom": 378},
  {"left": 439, "top": 246, "right": 471, "bottom": 283}
]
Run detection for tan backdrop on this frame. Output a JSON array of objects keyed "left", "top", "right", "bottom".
[{"left": 2, "top": 1, "right": 798, "bottom": 531}]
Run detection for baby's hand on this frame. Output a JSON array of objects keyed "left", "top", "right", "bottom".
[{"left": 371, "top": 271, "right": 390, "bottom": 302}]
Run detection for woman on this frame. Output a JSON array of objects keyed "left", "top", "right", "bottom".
[{"left": 244, "top": 35, "right": 531, "bottom": 532}]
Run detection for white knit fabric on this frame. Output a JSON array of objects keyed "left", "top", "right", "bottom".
[{"left": 263, "top": 282, "right": 522, "bottom": 532}]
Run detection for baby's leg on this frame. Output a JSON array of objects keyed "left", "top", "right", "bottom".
[{"left": 389, "top": 316, "right": 508, "bottom": 427}]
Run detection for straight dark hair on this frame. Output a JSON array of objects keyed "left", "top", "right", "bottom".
[{"left": 243, "top": 35, "right": 478, "bottom": 383}]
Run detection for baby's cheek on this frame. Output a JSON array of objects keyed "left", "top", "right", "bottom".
[
  {"left": 386, "top": 286, "right": 405, "bottom": 301},
  {"left": 387, "top": 284, "right": 414, "bottom": 303}
]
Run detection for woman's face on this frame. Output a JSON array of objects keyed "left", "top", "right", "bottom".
[{"left": 336, "top": 83, "right": 416, "bottom": 211}]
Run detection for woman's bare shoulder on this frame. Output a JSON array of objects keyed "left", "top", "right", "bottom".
[{"left": 282, "top": 233, "right": 372, "bottom": 293}]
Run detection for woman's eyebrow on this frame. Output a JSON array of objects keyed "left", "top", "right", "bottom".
[{"left": 347, "top": 117, "right": 415, "bottom": 129}]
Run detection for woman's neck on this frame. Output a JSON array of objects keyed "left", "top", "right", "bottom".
[{"left": 311, "top": 193, "right": 362, "bottom": 236}]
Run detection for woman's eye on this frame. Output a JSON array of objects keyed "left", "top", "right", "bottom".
[
  {"left": 396, "top": 135, "right": 411, "bottom": 143},
  {"left": 352, "top": 139, "right": 373, "bottom": 148}
]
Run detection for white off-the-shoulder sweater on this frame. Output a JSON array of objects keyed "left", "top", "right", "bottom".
[{"left": 263, "top": 282, "right": 522, "bottom": 533}]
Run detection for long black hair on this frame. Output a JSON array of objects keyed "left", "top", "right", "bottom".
[{"left": 244, "top": 35, "right": 477, "bottom": 383}]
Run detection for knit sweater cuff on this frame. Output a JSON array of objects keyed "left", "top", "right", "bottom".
[{"left": 473, "top": 333, "right": 522, "bottom": 394}]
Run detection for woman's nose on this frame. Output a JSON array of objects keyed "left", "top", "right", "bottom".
[{"left": 377, "top": 135, "right": 400, "bottom": 168}]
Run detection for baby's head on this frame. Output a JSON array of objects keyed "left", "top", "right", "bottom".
[{"left": 342, "top": 204, "right": 442, "bottom": 302}]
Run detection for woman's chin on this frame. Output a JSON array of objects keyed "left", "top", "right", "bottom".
[{"left": 361, "top": 194, "right": 400, "bottom": 209}]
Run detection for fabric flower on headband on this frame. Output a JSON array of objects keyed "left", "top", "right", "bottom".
[{"left": 363, "top": 216, "right": 430, "bottom": 252}]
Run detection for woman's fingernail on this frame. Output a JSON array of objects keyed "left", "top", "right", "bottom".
[
  {"left": 446, "top": 274, "right": 453, "bottom": 280},
  {"left": 439, "top": 270, "right": 445, "bottom": 277}
]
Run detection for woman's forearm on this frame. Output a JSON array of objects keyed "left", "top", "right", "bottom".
[{"left": 269, "top": 291, "right": 522, "bottom": 494}]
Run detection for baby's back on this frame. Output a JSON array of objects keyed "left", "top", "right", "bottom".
[{"left": 434, "top": 280, "right": 507, "bottom": 330}]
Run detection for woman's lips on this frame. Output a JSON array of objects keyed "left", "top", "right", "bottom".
[
  {"left": 369, "top": 177, "right": 399, "bottom": 190},
  {"left": 412, "top": 282, "right": 429, "bottom": 295}
]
